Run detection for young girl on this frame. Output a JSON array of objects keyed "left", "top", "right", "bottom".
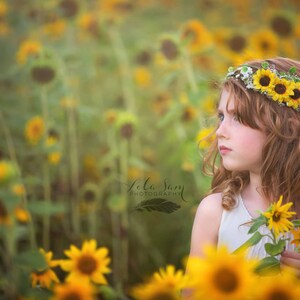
[{"left": 188, "top": 57, "right": 300, "bottom": 274}]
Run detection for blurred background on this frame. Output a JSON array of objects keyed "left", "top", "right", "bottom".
[{"left": 0, "top": 0, "right": 300, "bottom": 297}]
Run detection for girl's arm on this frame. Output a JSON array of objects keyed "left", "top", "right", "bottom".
[
  {"left": 188, "top": 193, "right": 223, "bottom": 257},
  {"left": 280, "top": 250, "right": 300, "bottom": 277}
]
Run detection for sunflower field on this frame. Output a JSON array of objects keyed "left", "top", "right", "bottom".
[{"left": 1, "top": 0, "right": 300, "bottom": 299}]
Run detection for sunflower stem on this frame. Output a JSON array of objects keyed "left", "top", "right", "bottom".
[
  {"left": 120, "top": 138, "right": 129, "bottom": 285},
  {"left": 67, "top": 103, "right": 80, "bottom": 236},
  {"left": 0, "top": 111, "right": 37, "bottom": 249},
  {"left": 107, "top": 26, "right": 136, "bottom": 114},
  {"left": 41, "top": 87, "right": 51, "bottom": 250},
  {"left": 181, "top": 49, "right": 198, "bottom": 93}
]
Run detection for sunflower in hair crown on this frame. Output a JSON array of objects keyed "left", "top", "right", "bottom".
[{"left": 226, "top": 62, "right": 300, "bottom": 111}]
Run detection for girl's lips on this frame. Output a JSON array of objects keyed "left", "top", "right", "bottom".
[{"left": 219, "top": 145, "right": 232, "bottom": 155}]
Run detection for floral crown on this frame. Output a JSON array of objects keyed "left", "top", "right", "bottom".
[{"left": 226, "top": 61, "right": 300, "bottom": 111}]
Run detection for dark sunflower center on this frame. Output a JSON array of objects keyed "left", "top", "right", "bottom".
[
  {"left": 261, "top": 41, "right": 270, "bottom": 50},
  {"left": 77, "top": 255, "right": 97, "bottom": 275},
  {"left": 271, "top": 16, "right": 292, "bottom": 37},
  {"left": 274, "top": 84, "right": 286, "bottom": 94},
  {"left": 290, "top": 88, "right": 300, "bottom": 100},
  {"left": 161, "top": 39, "right": 178, "bottom": 60},
  {"left": 259, "top": 76, "right": 271, "bottom": 86},
  {"left": 268, "top": 289, "right": 291, "bottom": 300},
  {"left": 228, "top": 35, "right": 246, "bottom": 52},
  {"left": 272, "top": 212, "right": 281, "bottom": 222},
  {"left": 214, "top": 267, "right": 239, "bottom": 293},
  {"left": 62, "top": 292, "right": 82, "bottom": 300}
]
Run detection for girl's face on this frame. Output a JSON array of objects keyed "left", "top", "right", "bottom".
[{"left": 216, "top": 89, "right": 267, "bottom": 174}]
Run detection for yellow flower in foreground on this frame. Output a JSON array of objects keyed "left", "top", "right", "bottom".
[
  {"left": 53, "top": 280, "right": 96, "bottom": 300},
  {"left": 254, "top": 268, "right": 300, "bottom": 300},
  {"left": 186, "top": 246, "right": 258, "bottom": 300},
  {"left": 131, "top": 265, "right": 187, "bottom": 300},
  {"left": 291, "top": 227, "right": 300, "bottom": 247},
  {"left": 16, "top": 39, "right": 42, "bottom": 64},
  {"left": 263, "top": 195, "right": 296, "bottom": 238},
  {"left": 31, "top": 249, "right": 60, "bottom": 289},
  {"left": 60, "top": 239, "right": 111, "bottom": 284},
  {"left": 25, "top": 116, "right": 45, "bottom": 145}
]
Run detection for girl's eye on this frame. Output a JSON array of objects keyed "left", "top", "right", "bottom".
[{"left": 217, "top": 113, "right": 224, "bottom": 122}]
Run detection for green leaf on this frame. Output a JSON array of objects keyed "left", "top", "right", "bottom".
[
  {"left": 248, "top": 215, "right": 267, "bottom": 234},
  {"left": 265, "top": 239, "right": 286, "bottom": 256},
  {"left": 28, "top": 201, "right": 65, "bottom": 216},
  {"left": 292, "top": 219, "right": 300, "bottom": 227},
  {"left": 233, "top": 231, "right": 263, "bottom": 254},
  {"left": 14, "top": 250, "right": 47, "bottom": 271},
  {"left": 255, "top": 256, "right": 280, "bottom": 275},
  {"left": 133, "top": 198, "right": 180, "bottom": 214},
  {"left": 261, "top": 61, "right": 269, "bottom": 69},
  {"left": 289, "top": 66, "right": 297, "bottom": 75}
]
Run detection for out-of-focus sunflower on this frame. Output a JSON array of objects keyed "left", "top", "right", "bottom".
[
  {"left": 43, "top": 19, "right": 66, "bottom": 38},
  {"left": 186, "top": 246, "right": 258, "bottom": 300},
  {"left": 14, "top": 206, "right": 31, "bottom": 224},
  {"left": 53, "top": 280, "right": 96, "bottom": 300},
  {"left": 31, "top": 249, "right": 60, "bottom": 289},
  {"left": 263, "top": 195, "right": 296, "bottom": 238},
  {"left": 249, "top": 29, "right": 279, "bottom": 58},
  {"left": 253, "top": 268, "right": 300, "bottom": 300},
  {"left": 0, "top": 0, "right": 8, "bottom": 17},
  {"left": 133, "top": 67, "right": 152, "bottom": 87},
  {"left": 151, "top": 92, "right": 171, "bottom": 116},
  {"left": 180, "top": 19, "right": 212, "bottom": 54},
  {"left": 48, "top": 151, "right": 62, "bottom": 165},
  {"left": 25, "top": 116, "right": 45, "bottom": 145},
  {"left": 0, "top": 160, "right": 17, "bottom": 184},
  {"left": 99, "top": 0, "right": 134, "bottom": 22},
  {"left": 181, "top": 105, "right": 197, "bottom": 122},
  {"left": 270, "top": 14, "right": 294, "bottom": 39},
  {"left": 60, "top": 239, "right": 111, "bottom": 284},
  {"left": 16, "top": 39, "right": 42, "bottom": 64},
  {"left": 0, "top": 200, "right": 10, "bottom": 225},
  {"left": 269, "top": 77, "right": 295, "bottom": 104},
  {"left": 131, "top": 265, "right": 187, "bottom": 300},
  {"left": 11, "top": 184, "right": 25, "bottom": 197}
]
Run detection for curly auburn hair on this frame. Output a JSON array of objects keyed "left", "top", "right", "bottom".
[{"left": 203, "top": 57, "right": 300, "bottom": 215}]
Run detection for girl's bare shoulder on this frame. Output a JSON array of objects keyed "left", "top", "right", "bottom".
[{"left": 197, "top": 192, "right": 223, "bottom": 215}]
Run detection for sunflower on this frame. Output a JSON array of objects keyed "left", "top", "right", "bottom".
[
  {"left": 14, "top": 206, "right": 31, "bottom": 224},
  {"left": 186, "top": 246, "right": 258, "bottom": 300},
  {"left": 131, "top": 265, "right": 187, "bottom": 300},
  {"left": 287, "top": 81, "right": 300, "bottom": 110},
  {"left": 60, "top": 239, "right": 111, "bottom": 284},
  {"left": 133, "top": 67, "right": 152, "bottom": 87},
  {"left": 254, "top": 268, "right": 300, "bottom": 300},
  {"left": 11, "top": 184, "right": 25, "bottom": 197},
  {"left": 25, "top": 116, "right": 45, "bottom": 145},
  {"left": 291, "top": 227, "right": 300, "bottom": 247},
  {"left": 263, "top": 196, "right": 296, "bottom": 238},
  {"left": 252, "top": 68, "right": 276, "bottom": 93},
  {"left": 16, "top": 39, "right": 42, "bottom": 64},
  {"left": 0, "top": 160, "right": 17, "bottom": 184},
  {"left": 249, "top": 29, "right": 279, "bottom": 58},
  {"left": 180, "top": 19, "right": 212, "bottom": 54},
  {"left": 43, "top": 19, "right": 66, "bottom": 38},
  {"left": 53, "top": 280, "right": 96, "bottom": 300},
  {"left": 268, "top": 77, "right": 295, "bottom": 103},
  {"left": 31, "top": 249, "right": 60, "bottom": 289},
  {"left": 48, "top": 151, "right": 62, "bottom": 165},
  {"left": 0, "top": 1, "right": 7, "bottom": 17}
]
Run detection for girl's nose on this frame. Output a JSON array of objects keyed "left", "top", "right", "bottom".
[{"left": 216, "top": 120, "right": 229, "bottom": 139}]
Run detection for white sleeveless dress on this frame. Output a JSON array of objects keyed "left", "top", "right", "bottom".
[{"left": 217, "top": 194, "right": 294, "bottom": 259}]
